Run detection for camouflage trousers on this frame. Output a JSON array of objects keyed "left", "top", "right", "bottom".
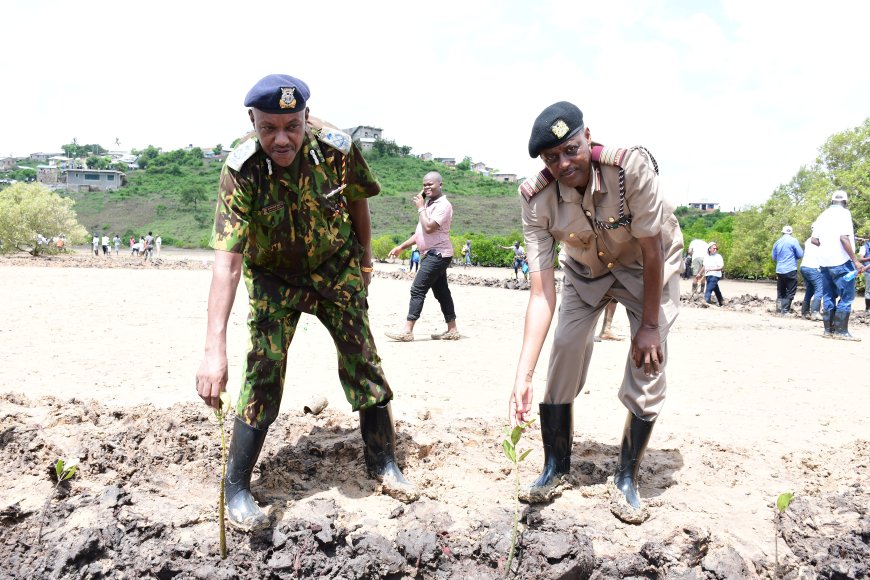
[{"left": 236, "top": 290, "right": 392, "bottom": 429}]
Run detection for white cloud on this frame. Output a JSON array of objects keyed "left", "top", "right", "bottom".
[{"left": 1, "top": 0, "right": 867, "bottom": 211}]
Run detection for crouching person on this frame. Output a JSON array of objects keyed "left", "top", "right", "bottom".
[
  {"left": 196, "top": 74, "right": 417, "bottom": 531},
  {"left": 508, "top": 101, "right": 683, "bottom": 524}
]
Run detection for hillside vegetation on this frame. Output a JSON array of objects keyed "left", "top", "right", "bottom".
[{"left": 64, "top": 147, "right": 525, "bottom": 248}]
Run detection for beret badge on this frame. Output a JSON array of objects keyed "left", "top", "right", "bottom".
[
  {"left": 551, "top": 119, "right": 569, "bottom": 139},
  {"left": 279, "top": 87, "right": 297, "bottom": 110}
]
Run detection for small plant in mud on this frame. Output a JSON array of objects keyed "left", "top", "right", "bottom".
[
  {"left": 215, "top": 391, "right": 233, "bottom": 560},
  {"left": 774, "top": 491, "right": 794, "bottom": 579},
  {"left": 501, "top": 420, "right": 534, "bottom": 578},
  {"left": 38, "top": 457, "right": 78, "bottom": 543}
]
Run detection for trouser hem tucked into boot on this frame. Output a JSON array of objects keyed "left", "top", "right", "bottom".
[
  {"left": 832, "top": 310, "right": 861, "bottom": 341},
  {"left": 360, "top": 402, "right": 419, "bottom": 502},
  {"left": 225, "top": 418, "right": 270, "bottom": 531}
]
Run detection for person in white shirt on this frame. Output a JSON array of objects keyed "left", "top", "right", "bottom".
[
  {"left": 799, "top": 225, "right": 823, "bottom": 320},
  {"left": 696, "top": 241, "right": 724, "bottom": 306},
  {"left": 811, "top": 190, "right": 865, "bottom": 340}
]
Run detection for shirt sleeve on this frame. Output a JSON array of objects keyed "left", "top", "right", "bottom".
[
  {"left": 622, "top": 149, "right": 664, "bottom": 239},
  {"left": 209, "top": 164, "right": 251, "bottom": 254},
  {"left": 521, "top": 192, "right": 555, "bottom": 272},
  {"left": 429, "top": 198, "right": 452, "bottom": 228},
  {"left": 341, "top": 143, "right": 381, "bottom": 202}
]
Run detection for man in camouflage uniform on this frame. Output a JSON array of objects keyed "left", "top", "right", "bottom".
[{"left": 196, "top": 74, "right": 416, "bottom": 531}]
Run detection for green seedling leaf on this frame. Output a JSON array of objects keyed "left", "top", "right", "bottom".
[
  {"left": 510, "top": 426, "right": 522, "bottom": 446},
  {"left": 519, "top": 449, "right": 532, "bottom": 462},
  {"left": 502, "top": 440, "right": 514, "bottom": 463},
  {"left": 55, "top": 460, "right": 64, "bottom": 479},
  {"left": 62, "top": 465, "right": 77, "bottom": 481},
  {"left": 776, "top": 492, "right": 794, "bottom": 513}
]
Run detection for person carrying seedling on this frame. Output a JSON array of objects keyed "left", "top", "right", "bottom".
[
  {"left": 508, "top": 101, "right": 683, "bottom": 524},
  {"left": 196, "top": 74, "right": 417, "bottom": 532}
]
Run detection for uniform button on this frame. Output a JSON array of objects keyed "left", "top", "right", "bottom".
[
  {"left": 585, "top": 211, "right": 592, "bottom": 216},
  {"left": 607, "top": 262, "right": 614, "bottom": 269},
  {"left": 569, "top": 233, "right": 575, "bottom": 238},
  {"left": 608, "top": 216, "right": 615, "bottom": 223},
  {"left": 598, "top": 251, "right": 605, "bottom": 257}
]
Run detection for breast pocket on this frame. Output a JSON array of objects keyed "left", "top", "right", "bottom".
[{"left": 553, "top": 202, "right": 595, "bottom": 248}]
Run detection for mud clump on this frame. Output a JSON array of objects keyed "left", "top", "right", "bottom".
[{"left": 1, "top": 393, "right": 867, "bottom": 578}]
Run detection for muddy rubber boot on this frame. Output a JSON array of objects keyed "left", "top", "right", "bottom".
[
  {"left": 359, "top": 402, "right": 419, "bottom": 502},
  {"left": 783, "top": 299, "right": 793, "bottom": 315},
  {"left": 821, "top": 310, "right": 833, "bottom": 338},
  {"left": 801, "top": 299, "right": 810, "bottom": 319},
  {"left": 610, "top": 412, "right": 654, "bottom": 524},
  {"left": 832, "top": 310, "right": 861, "bottom": 341},
  {"left": 865, "top": 298, "right": 870, "bottom": 312},
  {"left": 775, "top": 298, "right": 784, "bottom": 315},
  {"left": 225, "top": 418, "right": 270, "bottom": 531},
  {"left": 521, "top": 403, "right": 572, "bottom": 503}
]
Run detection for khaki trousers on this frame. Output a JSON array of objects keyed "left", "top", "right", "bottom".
[{"left": 543, "top": 271, "right": 680, "bottom": 420}]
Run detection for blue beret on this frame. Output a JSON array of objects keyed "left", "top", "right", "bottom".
[
  {"left": 528, "top": 101, "right": 584, "bottom": 158},
  {"left": 244, "top": 74, "right": 310, "bottom": 114}
]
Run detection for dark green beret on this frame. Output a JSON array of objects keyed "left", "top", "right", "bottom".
[
  {"left": 528, "top": 101, "right": 584, "bottom": 158},
  {"left": 244, "top": 74, "right": 310, "bottom": 114}
]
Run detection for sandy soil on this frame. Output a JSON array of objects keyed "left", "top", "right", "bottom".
[{"left": 0, "top": 249, "right": 867, "bottom": 579}]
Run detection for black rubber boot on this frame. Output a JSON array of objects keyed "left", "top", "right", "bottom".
[
  {"left": 225, "top": 418, "right": 269, "bottom": 531},
  {"left": 865, "top": 298, "right": 870, "bottom": 312},
  {"left": 800, "top": 299, "right": 809, "bottom": 318},
  {"left": 613, "top": 412, "right": 655, "bottom": 510},
  {"left": 529, "top": 403, "right": 573, "bottom": 490},
  {"left": 359, "top": 402, "right": 411, "bottom": 485},
  {"left": 775, "top": 298, "right": 784, "bottom": 315},
  {"left": 832, "top": 310, "right": 861, "bottom": 341},
  {"left": 783, "top": 299, "right": 793, "bottom": 314},
  {"left": 822, "top": 310, "right": 833, "bottom": 338}
]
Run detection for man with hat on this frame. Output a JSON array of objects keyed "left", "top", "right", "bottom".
[
  {"left": 772, "top": 225, "right": 803, "bottom": 315},
  {"left": 195, "top": 74, "right": 417, "bottom": 531},
  {"left": 811, "top": 190, "right": 865, "bottom": 340},
  {"left": 508, "top": 101, "right": 683, "bottom": 524}
]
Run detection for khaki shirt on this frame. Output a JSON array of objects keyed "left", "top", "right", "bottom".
[{"left": 521, "top": 146, "right": 683, "bottom": 303}]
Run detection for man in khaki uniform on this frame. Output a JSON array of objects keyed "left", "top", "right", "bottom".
[{"left": 508, "top": 101, "right": 683, "bottom": 523}]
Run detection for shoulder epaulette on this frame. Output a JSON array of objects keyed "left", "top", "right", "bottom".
[
  {"left": 591, "top": 145, "right": 629, "bottom": 167},
  {"left": 593, "top": 145, "right": 659, "bottom": 175},
  {"left": 519, "top": 168, "right": 554, "bottom": 201},
  {"left": 308, "top": 116, "right": 352, "bottom": 155},
  {"left": 226, "top": 137, "right": 259, "bottom": 171}
]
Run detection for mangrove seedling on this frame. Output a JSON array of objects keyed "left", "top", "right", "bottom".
[
  {"left": 774, "top": 491, "right": 794, "bottom": 579},
  {"left": 216, "top": 391, "right": 233, "bottom": 560},
  {"left": 502, "top": 420, "right": 534, "bottom": 578},
  {"left": 38, "top": 457, "right": 78, "bottom": 543}
]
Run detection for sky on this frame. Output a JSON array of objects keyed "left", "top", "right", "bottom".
[{"left": 1, "top": 0, "right": 868, "bottom": 210}]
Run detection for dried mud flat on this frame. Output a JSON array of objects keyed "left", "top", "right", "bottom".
[{"left": 1, "top": 252, "right": 868, "bottom": 578}]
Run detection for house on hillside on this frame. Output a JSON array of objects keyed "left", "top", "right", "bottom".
[
  {"left": 418, "top": 152, "right": 433, "bottom": 161},
  {"left": 37, "top": 165, "right": 60, "bottom": 185},
  {"left": 48, "top": 156, "right": 74, "bottom": 169},
  {"left": 30, "top": 152, "right": 64, "bottom": 162},
  {"left": 344, "top": 126, "right": 383, "bottom": 150},
  {"left": 63, "top": 169, "right": 126, "bottom": 191},
  {"left": 492, "top": 173, "right": 517, "bottom": 183},
  {"left": 434, "top": 157, "right": 456, "bottom": 166},
  {"left": 0, "top": 157, "right": 19, "bottom": 171},
  {"left": 471, "top": 162, "right": 490, "bottom": 175},
  {"left": 688, "top": 200, "right": 720, "bottom": 212}
]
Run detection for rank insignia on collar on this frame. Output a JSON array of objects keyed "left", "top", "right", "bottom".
[
  {"left": 551, "top": 119, "right": 569, "bottom": 139},
  {"left": 279, "top": 87, "right": 297, "bottom": 109}
]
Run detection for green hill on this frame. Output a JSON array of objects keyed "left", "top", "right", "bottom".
[{"left": 64, "top": 149, "right": 526, "bottom": 247}]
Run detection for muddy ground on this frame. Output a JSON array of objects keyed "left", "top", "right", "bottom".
[{"left": 0, "top": 252, "right": 867, "bottom": 579}]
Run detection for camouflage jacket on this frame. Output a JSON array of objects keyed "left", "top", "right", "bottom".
[{"left": 210, "top": 117, "right": 380, "bottom": 304}]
